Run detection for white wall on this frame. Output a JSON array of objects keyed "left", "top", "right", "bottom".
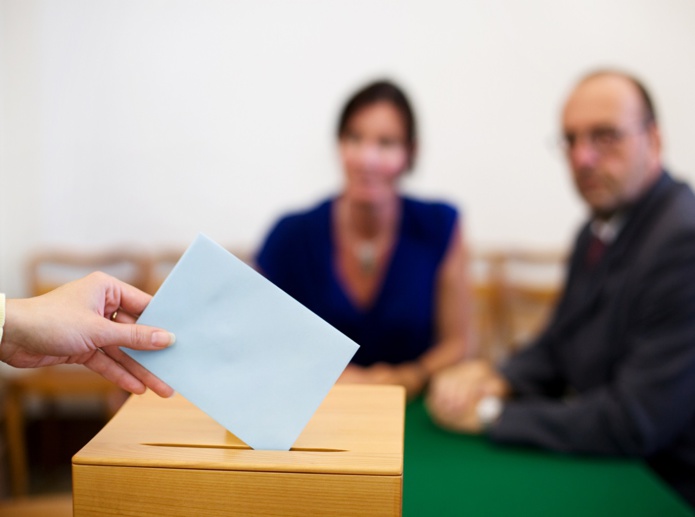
[{"left": 2, "top": 0, "right": 695, "bottom": 296}]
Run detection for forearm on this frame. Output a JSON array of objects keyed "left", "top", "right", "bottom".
[
  {"left": 488, "top": 396, "right": 641, "bottom": 456},
  {"left": 357, "top": 358, "right": 447, "bottom": 400},
  {"left": 418, "top": 336, "right": 468, "bottom": 378},
  {"left": 489, "top": 360, "right": 695, "bottom": 457},
  {"left": 499, "top": 333, "right": 565, "bottom": 398}
]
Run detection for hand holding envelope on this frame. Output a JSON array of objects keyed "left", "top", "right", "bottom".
[{"left": 123, "top": 234, "right": 358, "bottom": 451}]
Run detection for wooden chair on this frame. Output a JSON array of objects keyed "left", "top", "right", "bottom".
[
  {"left": 4, "top": 368, "right": 125, "bottom": 498},
  {"left": 496, "top": 248, "right": 567, "bottom": 356},
  {"left": 27, "top": 249, "right": 151, "bottom": 295},
  {"left": 3, "top": 249, "right": 150, "bottom": 498},
  {"left": 470, "top": 250, "right": 507, "bottom": 361},
  {"left": 144, "top": 248, "right": 185, "bottom": 295},
  {"left": 144, "top": 245, "right": 253, "bottom": 295},
  {"left": 470, "top": 247, "right": 566, "bottom": 363}
]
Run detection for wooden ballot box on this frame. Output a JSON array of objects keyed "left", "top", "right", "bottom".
[{"left": 72, "top": 385, "right": 405, "bottom": 516}]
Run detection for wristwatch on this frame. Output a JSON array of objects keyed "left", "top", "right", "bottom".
[{"left": 476, "top": 395, "right": 503, "bottom": 429}]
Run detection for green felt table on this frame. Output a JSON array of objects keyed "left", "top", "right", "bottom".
[{"left": 403, "top": 398, "right": 694, "bottom": 517}]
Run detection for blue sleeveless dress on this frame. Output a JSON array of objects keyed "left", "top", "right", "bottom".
[{"left": 256, "top": 196, "right": 458, "bottom": 366}]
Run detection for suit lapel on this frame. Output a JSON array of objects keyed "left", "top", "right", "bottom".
[{"left": 548, "top": 173, "right": 678, "bottom": 339}]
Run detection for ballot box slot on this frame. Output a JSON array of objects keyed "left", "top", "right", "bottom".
[{"left": 144, "top": 443, "right": 347, "bottom": 453}]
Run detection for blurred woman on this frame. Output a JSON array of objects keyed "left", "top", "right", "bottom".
[{"left": 256, "top": 80, "right": 471, "bottom": 398}]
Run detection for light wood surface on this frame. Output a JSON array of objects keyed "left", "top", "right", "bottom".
[
  {"left": 73, "top": 384, "right": 405, "bottom": 516},
  {"left": 73, "top": 466, "right": 401, "bottom": 517}
]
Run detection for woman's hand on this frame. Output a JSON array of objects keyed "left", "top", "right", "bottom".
[{"left": 1, "top": 272, "right": 175, "bottom": 397}]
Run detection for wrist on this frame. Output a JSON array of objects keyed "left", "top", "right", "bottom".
[
  {"left": 395, "top": 362, "right": 429, "bottom": 399},
  {"left": 406, "top": 362, "right": 429, "bottom": 387},
  {"left": 1, "top": 298, "right": 33, "bottom": 355}
]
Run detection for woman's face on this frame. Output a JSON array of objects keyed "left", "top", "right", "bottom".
[{"left": 339, "top": 101, "right": 410, "bottom": 205}]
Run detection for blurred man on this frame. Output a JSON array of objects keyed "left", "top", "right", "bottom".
[{"left": 427, "top": 70, "right": 695, "bottom": 507}]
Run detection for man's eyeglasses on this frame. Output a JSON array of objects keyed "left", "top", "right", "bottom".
[{"left": 558, "top": 122, "right": 650, "bottom": 155}]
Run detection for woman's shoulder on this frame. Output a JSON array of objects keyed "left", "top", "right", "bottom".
[
  {"left": 270, "top": 197, "right": 333, "bottom": 234},
  {"left": 257, "top": 198, "right": 333, "bottom": 268}
]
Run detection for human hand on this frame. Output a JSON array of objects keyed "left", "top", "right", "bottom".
[
  {"left": 425, "top": 359, "right": 509, "bottom": 433},
  {"left": 1, "top": 272, "right": 175, "bottom": 397},
  {"left": 337, "top": 362, "right": 426, "bottom": 399}
]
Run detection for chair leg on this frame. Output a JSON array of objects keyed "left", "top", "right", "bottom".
[{"left": 6, "top": 384, "right": 29, "bottom": 497}]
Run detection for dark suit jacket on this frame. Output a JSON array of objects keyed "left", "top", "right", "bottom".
[{"left": 490, "top": 172, "right": 695, "bottom": 506}]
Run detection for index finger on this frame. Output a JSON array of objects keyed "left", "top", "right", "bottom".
[{"left": 112, "top": 277, "right": 154, "bottom": 319}]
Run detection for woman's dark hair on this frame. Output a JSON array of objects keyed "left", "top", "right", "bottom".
[{"left": 336, "top": 80, "right": 417, "bottom": 167}]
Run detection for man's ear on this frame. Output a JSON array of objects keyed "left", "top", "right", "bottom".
[{"left": 647, "top": 122, "right": 662, "bottom": 170}]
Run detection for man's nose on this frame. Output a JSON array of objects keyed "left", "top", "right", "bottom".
[{"left": 568, "top": 136, "right": 600, "bottom": 169}]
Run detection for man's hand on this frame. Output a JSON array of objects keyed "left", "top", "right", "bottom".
[{"left": 426, "top": 359, "right": 510, "bottom": 433}]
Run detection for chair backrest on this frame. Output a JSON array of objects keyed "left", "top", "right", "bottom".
[
  {"left": 144, "top": 245, "right": 254, "bottom": 295},
  {"left": 144, "top": 248, "right": 185, "bottom": 295},
  {"left": 497, "top": 248, "right": 567, "bottom": 355},
  {"left": 26, "top": 249, "right": 151, "bottom": 296},
  {"left": 470, "top": 250, "right": 507, "bottom": 361},
  {"left": 471, "top": 247, "right": 567, "bottom": 362}
]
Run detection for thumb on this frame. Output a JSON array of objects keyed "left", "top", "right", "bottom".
[{"left": 99, "top": 321, "right": 176, "bottom": 351}]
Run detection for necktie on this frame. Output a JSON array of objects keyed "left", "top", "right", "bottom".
[{"left": 586, "top": 235, "right": 607, "bottom": 267}]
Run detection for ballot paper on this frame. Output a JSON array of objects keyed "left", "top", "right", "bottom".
[{"left": 123, "top": 234, "right": 359, "bottom": 450}]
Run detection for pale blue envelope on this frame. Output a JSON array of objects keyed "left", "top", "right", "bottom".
[{"left": 123, "top": 234, "right": 359, "bottom": 450}]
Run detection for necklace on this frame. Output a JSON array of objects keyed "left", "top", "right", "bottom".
[
  {"left": 337, "top": 197, "right": 398, "bottom": 277},
  {"left": 355, "top": 241, "right": 378, "bottom": 275}
]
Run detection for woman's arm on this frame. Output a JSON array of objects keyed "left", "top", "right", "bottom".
[{"left": 417, "top": 222, "right": 472, "bottom": 380}]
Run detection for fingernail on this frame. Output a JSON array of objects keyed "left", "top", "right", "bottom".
[{"left": 152, "top": 331, "right": 176, "bottom": 348}]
